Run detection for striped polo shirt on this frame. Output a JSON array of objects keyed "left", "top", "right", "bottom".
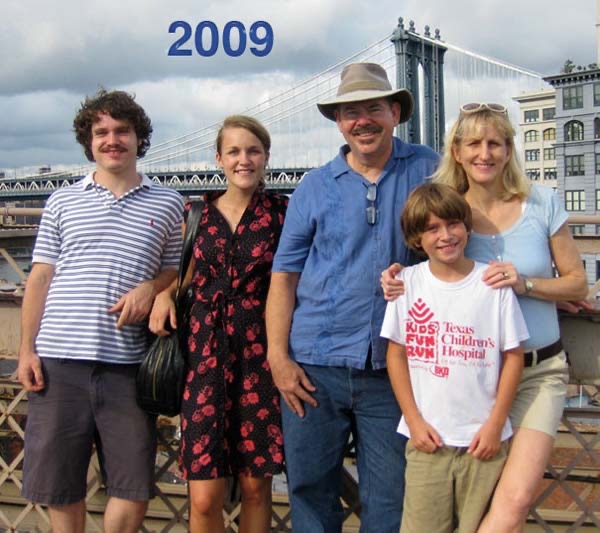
[{"left": 32, "top": 173, "right": 183, "bottom": 364}]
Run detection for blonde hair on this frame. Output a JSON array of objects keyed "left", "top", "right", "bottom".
[
  {"left": 215, "top": 115, "right": 270, "bottom": 189},
  {"left": 433, "top": 109, "right": 530, "bottom": 201},
  {"left": 401, "top": 183, "right": 473, "bottom": 252}
]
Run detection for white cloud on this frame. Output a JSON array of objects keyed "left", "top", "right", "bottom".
[{"left": 0, "top": 0, "right": 597, "bottom": 170}]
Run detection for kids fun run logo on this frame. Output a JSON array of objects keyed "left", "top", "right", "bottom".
[{"left": 405, "top": 299, "right": 495, "bottom": 378}]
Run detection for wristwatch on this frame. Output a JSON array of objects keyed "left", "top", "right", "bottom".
[{"left": 523, "top": 277, "right": 534, "bottom": 294}]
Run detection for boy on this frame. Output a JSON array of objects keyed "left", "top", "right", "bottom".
[{"left": 381, "top": 183, "right": 528, "bottom": 532}]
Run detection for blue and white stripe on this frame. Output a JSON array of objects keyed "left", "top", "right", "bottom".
[{"left": 33, "top": 173, "right": 183, "bottom": 363}]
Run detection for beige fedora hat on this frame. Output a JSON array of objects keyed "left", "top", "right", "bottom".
[{"left": 317, "top": 62, "right": 414, "bottom": 123}]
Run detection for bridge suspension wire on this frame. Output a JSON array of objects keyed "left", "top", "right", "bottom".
[
  {"left": 408, "top": 30, "right": 543, "bottom": 79},
  {"left": 11, "top": 26, "right": 551, "bottom": 180},
  {"left": 137, "top": 35, "right": 397, "bottom": 172},
  {"left": 145, "top": 35, "right": 393, "bottom": 151},
  {"left": 137, "top": 28, "right": 546, "bottom": 173},
  {"left": 132, "top": 36, "right": 395, "bottom": 169}
]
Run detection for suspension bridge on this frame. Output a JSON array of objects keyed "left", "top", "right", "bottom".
[{"left": 0, "top": 17, "right": 547, "bottom": 200}]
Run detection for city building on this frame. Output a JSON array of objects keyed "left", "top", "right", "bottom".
[
  {"left": 544, "top": 68, "right": 600, "bottom": 287},
  {"left": 513, "top": 89, "right": 557, "bottom": 189}
]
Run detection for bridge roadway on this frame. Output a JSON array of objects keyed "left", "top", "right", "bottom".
[{"left": 0, "top": 168, "right": 311, "bottom": 200}]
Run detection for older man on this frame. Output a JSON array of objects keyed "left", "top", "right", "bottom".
[{"left": 266, "top": 63, "right": 439, "bottom": 532}]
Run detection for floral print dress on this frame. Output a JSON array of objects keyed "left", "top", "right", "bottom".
[{"left": 180, "top": 191, "right": 287, "bottom": 480}]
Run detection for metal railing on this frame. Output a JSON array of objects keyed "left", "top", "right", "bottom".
[
  {"left": 0, "top": 284, "right": 598, "bottom": 531},
  {"left": 0, "top": 367, "right": 598, "bottom": 530}
]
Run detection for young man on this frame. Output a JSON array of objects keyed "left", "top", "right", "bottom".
[
  {"left": 266, "top": 63, "right": 439, "bottom": 532},
  {"left": 381, "top": 183, "right": 528, "bottom": 532},
  {"left": 18, "top": 89, "right": 183, "bottom": 533}
]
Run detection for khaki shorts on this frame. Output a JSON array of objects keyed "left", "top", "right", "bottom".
[
  {"left": 401, "top": 440, "right": 508, "bottom": 533},
  {"left": 510, "top": 351, "right": 568, "bottom": 437}
]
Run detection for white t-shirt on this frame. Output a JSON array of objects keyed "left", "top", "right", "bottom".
[{"left": 381, "top": 261, "right": 529, "bottom": 446}]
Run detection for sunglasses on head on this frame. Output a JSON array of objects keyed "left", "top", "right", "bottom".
[{"left": 459, "top": 103, "right": 507, "bottom": 115}]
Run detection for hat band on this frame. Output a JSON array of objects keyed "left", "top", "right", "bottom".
[{"left": 338, "top": 80, "right": 392, "bottom": 96}]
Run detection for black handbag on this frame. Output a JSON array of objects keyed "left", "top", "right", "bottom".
[{"left": 136, "top": 201, "right": 204, "bottom": 417}]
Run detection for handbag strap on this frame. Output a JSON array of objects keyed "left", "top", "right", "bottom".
[{"left": 177, "top": 200, "right": 204, "bottom": 293}]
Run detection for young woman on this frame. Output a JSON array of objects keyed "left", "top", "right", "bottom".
[
  {"left": 382, "top": 103, "right": 587, "bottom": 532},
  {"left": 150, "top": 115, "right": 287, "bottom": 533}
]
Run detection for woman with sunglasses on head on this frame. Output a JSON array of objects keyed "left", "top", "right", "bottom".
[
  {"left": 149, "top": 115, "right": 287, "bottom": 533},
  {"left": 382, "top": 103, "right": 587, "bottom": 532}
]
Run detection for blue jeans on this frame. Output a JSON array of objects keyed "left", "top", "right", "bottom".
[{"left": 282, "top": 363, "right": 407, "bottom": 533}]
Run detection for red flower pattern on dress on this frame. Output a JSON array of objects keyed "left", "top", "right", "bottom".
[
  {"left": 195, "top": 385, "right": 214, "bottom": 405},
  {"left": 246, "top": 279, "right": 258, "bottom": 293},
  {"left": 238, "top": 440, "right": 256, "bottom": 453},
  {"left": 246, "top": 324, "right": 260, "bottom": 341},
  {"left": 251, "top": 242, "right": 268, "bottom": 258},
  {"left": 267, "top": 424, "right": 283, "bottom": 445},
  {"left": 180, "top": 192, "right": 287, "bottom": 481},
  {"left": 269, "top": 443, "right": 284, "bottom": 464},
  {"left": 201, "top": 405, "right": 215, "bottom": 416},
  {"left": 240, "top": 421, "right": 255, "bottom": 437},
  {"left": 192, "top": 435, "right": 210, "bottom": 455},
  {"left": 243, "top": 373, "right": 259, "bottom": 390},
  {"left": 240, "top": 392, "right": 260, "bottom": 406}
]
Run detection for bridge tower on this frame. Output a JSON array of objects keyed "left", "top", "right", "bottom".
[{"left": 391, "top": 18, "right": 448, "bottom": 152}]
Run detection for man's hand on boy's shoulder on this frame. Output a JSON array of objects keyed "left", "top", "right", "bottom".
[
  {"left": 467, "top": 420, "right": 503, "bottom": 460},
  {"left": 408, "top": 417, "right": 443, "bottom": 454},
  {"left": 380, "top": 263, "right": 405, "bottom": 301}
]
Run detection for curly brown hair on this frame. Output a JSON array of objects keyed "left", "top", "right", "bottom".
[{"left": 73, "top": 88, "right": 152, "bottom": 162}]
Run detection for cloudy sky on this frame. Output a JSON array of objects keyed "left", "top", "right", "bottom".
[{"left": 1, "top": 0, "right": 597, "bottom": 174}]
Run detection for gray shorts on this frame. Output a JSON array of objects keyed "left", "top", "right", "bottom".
[{"left": 22, "top": 358, "right": 157, "bottom": 505}]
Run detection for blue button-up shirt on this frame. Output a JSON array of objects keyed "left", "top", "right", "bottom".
[{"left": 272, "top": 137, "right": 439, "bottom": 369}]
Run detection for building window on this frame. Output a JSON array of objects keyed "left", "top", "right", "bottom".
[
  {"left": 565, "top": 155, "right": 585, "bottom": 176},
  {"left": 595, "top": 118, "right": 600, "bottom": 139},
  {"left": 570, "top": 224, "right": 585, "bottom": 235},
  {"left": 597, "top": 261, "right": 600, "bottom": 283},
  {"left": 563, "top": 86, "right": 583, "bottom": 110},
  {"left": 524, "top": 130, "right": 538, "bottom": 142},
  {"left": 565, "top": 190, "right": 586, "bottom": 211},
  {"left": 597, "top": 189, "right": 600, "bottom": 210},
  {"left": 526, "top": 169, "right": 540, "bottom": 181},
  {"left": 543, "top": 107, "right": 556, "bottom": 120},
  {"left": 596, "top": 154, "right": 600, "bottom": 174},
  {"left": 544, "top": 168, "right": 557, "bottom": 180},
  {"left": 524, "top": 110, "right": 539, "bottom": 123},
  {"left": 544, "top": 147, "right": 555, "bottom": 160},
  {"left": 596, "top": 225, "right": 600, "bottom": 235},
  {"left": 595, "top": 83, "right": 600, "bottom": 106},
  {"left": 525, "top": 149, "right": 540, "bottom": 161},
  {"left": 543, "top": 128, "right": 556, "bottom": 140},
  {"left": 565, "top": 120, "right": 584, "bottom": 141}
]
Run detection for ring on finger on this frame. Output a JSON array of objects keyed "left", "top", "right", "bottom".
[{"left": 502, "top": 271, "right": 509, "bottom": 280}]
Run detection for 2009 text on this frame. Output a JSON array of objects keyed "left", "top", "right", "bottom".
[{"left": 168, "top": 21, "right": 274, "bottom": 57}]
